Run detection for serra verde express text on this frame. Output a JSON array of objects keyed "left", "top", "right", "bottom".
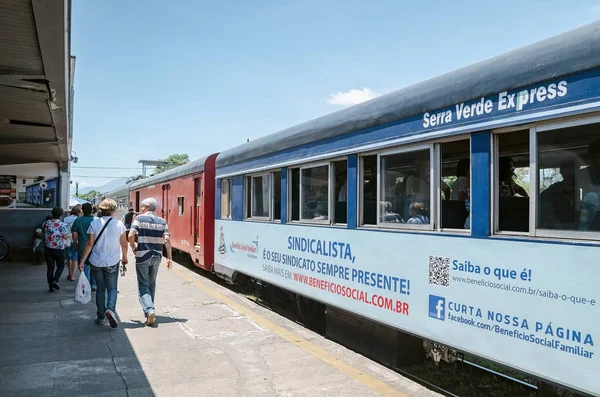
[{"left": 423, "top": 80, "right": 568, "bottom": 128}]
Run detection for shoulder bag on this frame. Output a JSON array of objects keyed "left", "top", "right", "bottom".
[{"left": 83, "top": 218, "right": 112, "bottom": 266}]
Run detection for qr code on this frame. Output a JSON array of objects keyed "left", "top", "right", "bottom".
[{"left": 428, "top": 256, "right": 450, "bottom": 287}]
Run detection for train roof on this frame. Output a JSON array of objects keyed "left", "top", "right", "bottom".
[
  {"left": 104, "top": 182, "right": 132, "bottom": 199},
  {"left": 130, "top": 155, "right": 210, "bottom": 190},
  {"left": 216, "top": 21, "right": 600, "bottom": 169}
]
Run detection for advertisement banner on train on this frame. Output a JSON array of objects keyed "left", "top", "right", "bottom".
[{"left": 214, "top": 220, "right": 599, "bottom": 396}]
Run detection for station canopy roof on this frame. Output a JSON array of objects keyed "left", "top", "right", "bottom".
[{"left": 0, "top": 0, "right": 72, "bottom": 167}]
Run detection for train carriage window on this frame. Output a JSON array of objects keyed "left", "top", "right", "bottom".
[
  {"left": 289, "top": 168, "right": 300, "bottom": 221},
  {"left": 245, "top": 176, "right": 251, "bottom": 218},
  {"left": 360, "top": 155, "right": 377, "bottom": 226},
  {"left": 332, "top": 160, "right": 347, "bottom": 224},
  {"left": 196, "top": 179, "right": 202, "bottom": 207},
  {"left": 251, "top": 174, "right": 271, "bottom": 218},
  {"left": 380, "top": 147, "right": 432, "bottom": 228},
  {"left": 495, "top": 130, "right": 530, "bottom": 233},
  {"left": 536, "top": 120, "right": 600, "bottom": 237},
  {"left": 272, "top": 171, "right": 281, "bottom": 221},
  {"left": 177, "top": 196, "right": 184, "bottom": 216},
  {"left": 300, "top": 164, "right": 329, "bottom": 222},
  {"left": 440, "top": 139, "right": 470, "bottom": 230},
  {"left": 220, "top": 179, "right": 232, "bottom": 219}
]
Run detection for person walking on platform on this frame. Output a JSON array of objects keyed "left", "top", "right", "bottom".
[
  {"left": 72, "top": 203, "right": 97, "bottom": 290},
  {"left": 121, "top": 208, "right": 135, "bottom": 238},
  {"left": 63, "top": 206, "right": 81, "bottom": 281},
  {"left": 42, "top": 208, "right": 70, "bottom": 292},
  {"left": 79, "top": 199, "right": 128, "bottom": 328},
  {"left": 128, "top": 198, "right": 173, "bottom": 326},
  {"left": 120, "top": 208, "right": 136, "bottom": 277}
]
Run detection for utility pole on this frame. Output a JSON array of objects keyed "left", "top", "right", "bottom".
[
  {"left": 138, "top": 160, "right": 172, "bottom": 177},
  {"left": 70, "top": 180, "right": 79, "bottom": 196}
]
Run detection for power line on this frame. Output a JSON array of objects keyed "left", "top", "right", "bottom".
[
  {"left": 71, "top": 175, "right": 132, "bottom": 178},
  {"left": 74, "top": 142, "right": 169, "bottom": 148},
  {"left": 72, "top": 166, "right": 143, "bottom": 170}
]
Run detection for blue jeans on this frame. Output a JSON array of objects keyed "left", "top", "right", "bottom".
[
  {"left": 136, "top": 255, "right": 161, "bottom": 316},
  {"left": 66, "top": 246, "right": 78, "bottom": 261},
  {"left": 91, "top": 264, "right": 119, "bottom": 319},
  {"left": 83, "top": 263, "right": 97, "bottom": 288}
]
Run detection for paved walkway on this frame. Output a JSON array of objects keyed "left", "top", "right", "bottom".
[{"left": 0, "top": 253, "right": 440, "bottom": 397}]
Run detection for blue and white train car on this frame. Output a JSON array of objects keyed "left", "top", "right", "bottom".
[{"left": 213, "top": 22, "right": 600, "bottom": 396}]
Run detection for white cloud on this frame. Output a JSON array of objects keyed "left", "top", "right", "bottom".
[{"left": 327, "top": 87, "right": 379, "bottom": 106}]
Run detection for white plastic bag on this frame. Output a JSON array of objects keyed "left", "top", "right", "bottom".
[{"left": 75, "top": 272, "right": 91, "bottom": 304}]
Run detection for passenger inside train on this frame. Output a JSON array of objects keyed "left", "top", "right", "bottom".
[
  {"left": 539, "top": 160, "right": 577, "bottom": 229},
  {"left": 407, "top": 202, "right": 429, "bottom": 224},
  {"left": 497, "top": 122, "right": 600, "bottom": 234},
  {"left": 440, "top": 139, "right": 470, "bottom": 229},
  {"left": 499, "top": 156, "right": 529, "bottom": 198}
]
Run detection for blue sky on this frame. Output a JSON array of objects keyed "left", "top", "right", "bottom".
[{"left": 71, "top": 0, "right": 600, "bottom": 190}]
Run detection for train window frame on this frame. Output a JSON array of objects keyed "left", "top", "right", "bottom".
[
  {"left": 532, "top": 114, "right": 600, "bottom": 241},
  {"left": 492, "top": 113, "right": 600, "bottom": 242},
  {"left": 331, "top": 159, "right": 348, "bottom": 226},
  {"left": 271, "top": 170, "right": 282, "bottom": 222},
  {"left": 492, "top": 128, "right": 531, "bottom": 237},
  {"left": 245, "top": 172, "right": 272, "bottom": 221},
  {"left": 243, "top": 170, "right": 282, "bottom": 222},
  {"left": 177, "top": 196, "right": 184, "bottom": 216},
  {"left": 287, "top": 167, "right": 300, "bottom": 223},
  {"left": 436, "top": 135, "right": 472, "bottom": 233},
  {"left": 376, "top": 143, "right": 435, "bottom": 231},
  {"left": 358, "top": 153, "right": 378, "bottom": 227},
  {"left": 220, "top": 178, "right": 232, "bottom": 219},
  {"left": 244, "top": 176, "right": 251, "bottom": 219},
  {"left": 299, "top": 161, "right": 331, "bottom": 225}
]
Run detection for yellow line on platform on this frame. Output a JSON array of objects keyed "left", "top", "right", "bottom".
[{"left": 172, "top": 267, "right": 408, "bottom": 397}]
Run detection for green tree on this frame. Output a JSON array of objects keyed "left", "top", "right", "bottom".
[
  {"left": 153, "top": 153, "right": 190, "bottom": 174},
  {"left": 78, "top": 190, "right": 101, "bottom": 202},
  {"left": 539, "top": 167, "right": 562, "bottom": 192},
  {"left": 514, "top": 167, "right": 530, "bottom": 195}
]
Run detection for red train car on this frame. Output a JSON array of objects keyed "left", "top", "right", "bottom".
[{"left": 129, "top": 153, "right": 218, "bottom": 271}]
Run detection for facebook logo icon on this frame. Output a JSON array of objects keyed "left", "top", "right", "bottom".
[{"left": 428, "top": 295, "right": 446, "bottom": 321}]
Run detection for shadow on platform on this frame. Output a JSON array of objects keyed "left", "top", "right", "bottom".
[{"left": 0, "top": 261, "right": 157, "bottom": 397}]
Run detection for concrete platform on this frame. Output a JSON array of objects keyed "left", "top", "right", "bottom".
[{"left": 0, "top": 254, "right": 441, "bottom": 397}]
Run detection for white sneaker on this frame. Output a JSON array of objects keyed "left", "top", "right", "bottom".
[
  {"left": 105, "top": 309, "right": 118, "bottom": 328},
  {"left": 146, "top": 311, "right": 155, "bottom": 326}
]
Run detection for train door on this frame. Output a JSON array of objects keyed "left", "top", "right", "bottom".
[
  {"left": 194, "top": 177, "right": 202, "bottom": 246},
  {"left": 135, "top": 191, "right": 140, "bottom": 212},
  {"left": 162, "top": 184, "right": 170, "bottom": 221}
]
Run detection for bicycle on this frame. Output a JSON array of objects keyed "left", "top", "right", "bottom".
[{"left": 0, "top": 235, "right": 8, "bottom": 262}]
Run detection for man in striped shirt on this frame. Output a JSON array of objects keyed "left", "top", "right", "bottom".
[{"left": 128, "top": 197, "right": 173, "bottom": 326}]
